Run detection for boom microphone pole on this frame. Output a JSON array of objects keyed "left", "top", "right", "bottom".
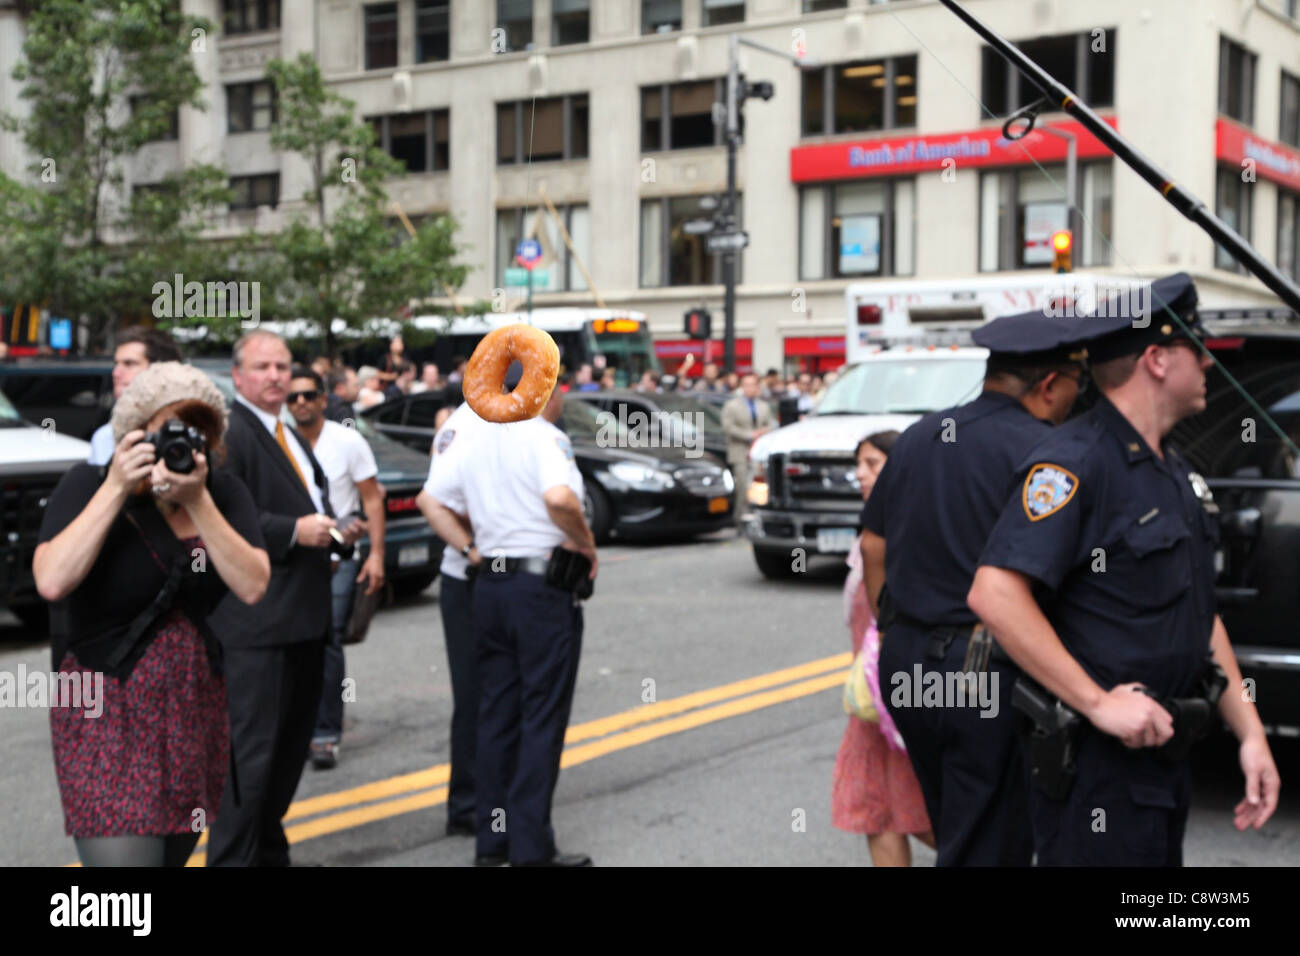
[{"left": 937, "top": 0, "right": 1300, "bottom": 314}]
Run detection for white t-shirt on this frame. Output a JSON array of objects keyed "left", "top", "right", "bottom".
[
  {"left": 428, "top": 413, "right": 584, "bottom": 561},
  {"left": 88, "top": 422, "right": 115, "bottom": 466},
  {"left": 312, "top": 419, "right": 378, "bottom": 521},
  {"left": 423, "top": 403, "right": 486, "bottom": 580}
]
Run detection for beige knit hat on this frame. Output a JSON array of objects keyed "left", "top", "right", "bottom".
[{"left": 111, "top": 361, "right": 229, "bottom": 444}]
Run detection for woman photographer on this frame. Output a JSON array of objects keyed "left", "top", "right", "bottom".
[{"left": 33, "top": 362, "right": 269, "bottom": 867}]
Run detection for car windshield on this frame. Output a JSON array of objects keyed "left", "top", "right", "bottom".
[
  {"left": 652, "top": 392, "right": 723, "bottom": 427},
  {"left": 815, "top": 358, "right": 986, "bottom": 415},
  {"left": 0, "top": 390, "right": 24, "bottom": 427},
  {"left": 562, "top": 394, "right": 625, "bottom": 443}
]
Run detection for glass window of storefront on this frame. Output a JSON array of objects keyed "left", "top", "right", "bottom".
[
  {"left": 798, "top": 179, "right": 915, "bottom": 280},
  {"left": 978, "top": 162, "right": 1112, "bottom": 271}
]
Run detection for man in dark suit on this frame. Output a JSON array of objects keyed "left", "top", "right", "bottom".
[{"left": 207, "top": 330, "right": 364, "bottom": 866}]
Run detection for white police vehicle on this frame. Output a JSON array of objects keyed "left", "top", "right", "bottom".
[{"left": 743, "top": 272, "right": 1136, "bottom": 578}]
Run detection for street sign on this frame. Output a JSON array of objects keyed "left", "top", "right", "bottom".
[
  {"left": 706, "top": 231, "right": 749, "bottom": 254},
  {"left": 683, "top": 218, "right": 716, "bottom": 236},
  {"left": 505, "top": 266, "right": 549, "bottom": 286},
  {"left": 515, "top": 238, "right": 543, "bottom": 269}
]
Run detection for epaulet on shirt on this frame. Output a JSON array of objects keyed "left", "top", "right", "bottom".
[{"left": 1015, "top": 411, "right": 1101, "bottom": 477}]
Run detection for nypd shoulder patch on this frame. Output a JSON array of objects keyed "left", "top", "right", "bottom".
[
  {"left": 435, "top": 428, "right": 456, "bottom": 454},
  {"left": 557, "top": 435, "right": 573, "bottom": 461},
  {"left": 1022, "top": 463, "right": 1079, "bottom": 521}
]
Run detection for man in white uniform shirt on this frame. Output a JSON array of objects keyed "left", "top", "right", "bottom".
[
  {"left": 423, "top": 371, "right": 597, "bottom": 867},
  {"left": 415, "top": 399, "right": 488, "bottom": 837},
  {"left": 287, "top": 367, "right": 386, "bottom": 769}
]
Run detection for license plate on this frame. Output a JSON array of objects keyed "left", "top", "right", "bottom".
[
  {"left": 816, "top": 528, "right": 856, "bottom": 553},
  {"left": 708, "top": 496, "right": 730, "bottom": 514},
  {"left": 398, "top": 544, "right": 430, "bottom": 568}
]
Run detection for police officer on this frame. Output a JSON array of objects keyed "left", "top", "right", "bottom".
[
  {"left": 969, "top": 273, "right": 1281, "bottom": 866},
  {"left": 423, "top": 369, "right": 596, "bottom": 867},
  {"left": 861, "top": 308, "right": 1110, "bottom": 866}
]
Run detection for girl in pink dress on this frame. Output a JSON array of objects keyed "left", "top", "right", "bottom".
[{"left": 831, "top": 431, "right": 935, "bottom": 865}]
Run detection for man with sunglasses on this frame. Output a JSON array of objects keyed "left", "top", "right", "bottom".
[
  {"left": 286, "top": 368, "right": 385, "bottom": 769},
  {"left": 969, "top": 274, "right": 1280, "bottom": 865},
  {"left": 861, "top": 306, "right": 1113, "bottom": 866}
]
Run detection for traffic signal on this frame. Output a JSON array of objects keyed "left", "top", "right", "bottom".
[
  {"left": 1051, "top": 230, "right": 1073, "bottom": 273},
  {"left": 684, "top": 307, "right": 712, "bottom": 339}
]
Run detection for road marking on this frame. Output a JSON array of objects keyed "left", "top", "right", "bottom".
[
  {"left": 182, "top": 664, "right": 849, "bottom": 865},
  {"left": 60, "top": 650, "right": 851, "bottom": 866}
]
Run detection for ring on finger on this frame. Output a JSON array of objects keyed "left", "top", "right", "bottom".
[{"left": 152, "top": 482, "right": 171, "bottom": 495}]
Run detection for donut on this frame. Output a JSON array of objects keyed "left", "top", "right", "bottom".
[{"left": 462, "top": 323, "right": 561, "bottom": 423}]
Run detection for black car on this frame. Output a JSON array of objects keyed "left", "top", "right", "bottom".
[
  {"left": 1169, "top": 318, "right": 1300, "bottom": 736},
  {"left": 0, "top": 358, "right": 114, "bottom": 439},
  {"left": 362, "top": 390, "right": 736, "bottom": 542},
  {"left": 570, "top": 389, "right": 729, "bottom": 462}
]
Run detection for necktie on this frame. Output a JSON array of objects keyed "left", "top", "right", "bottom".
[
  {"left": 275, "top": 420, "right": 310, "bottom": 491},
  {"left": 747, "top": 399, "right": 757, "bottom": 425}
]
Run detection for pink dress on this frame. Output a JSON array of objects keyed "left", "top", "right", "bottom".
[{"left": 830, "top": 535, "right": 932, "bottom": 835}]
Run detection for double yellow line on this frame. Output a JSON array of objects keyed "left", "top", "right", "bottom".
[{"left": 164, "top": 651, "right": 847, "bottom": 866}]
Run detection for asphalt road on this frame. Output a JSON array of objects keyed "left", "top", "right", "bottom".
[{"left": 1, "top": 531, "right": 1297, "bottom": 867}]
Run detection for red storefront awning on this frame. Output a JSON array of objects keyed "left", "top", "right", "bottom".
[
  {"left": 784, "top": 336, "right": 845, "bottom": 356},
  {"left": 790, "top": 117, "right": 1119, "bottom": 183},
  {"left": 1216, "top": 118, "right": 1300, "bottom": 192}
]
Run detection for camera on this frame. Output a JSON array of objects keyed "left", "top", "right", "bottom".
[{"left": 142, "top": 418, "right": 207, "bottom": 475}]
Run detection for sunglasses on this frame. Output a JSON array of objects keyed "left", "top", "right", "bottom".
[{"left": 288, "top": 390, "right": 321, "bottom": 404}]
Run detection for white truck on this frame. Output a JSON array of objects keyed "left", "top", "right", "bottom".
[{"left": 742, "top": 272, "right": 1136, "bottom": 578}]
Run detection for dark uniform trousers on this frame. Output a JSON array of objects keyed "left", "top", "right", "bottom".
[
  {"left": 879, "top": 619, "right": 1034, "bottom": 867},
  {"left": 472, "top": 569, "right": 583, "bottom": 864},
  {"left": 1030, "top": 729, "right": 1192, "bottom": 866},
  {"left": 208, "top": 639, "right": 326, "bottom": 866},
  {"left": 439, "top": 573, "right": 478, "bottom": 828}
]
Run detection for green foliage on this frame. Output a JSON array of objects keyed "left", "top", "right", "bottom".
[
  {"left": 0, "top": 0, "right": 234, "bottom": 349},
  {"left": 258, "top": 54, "right": 470, "bottom": 357}
]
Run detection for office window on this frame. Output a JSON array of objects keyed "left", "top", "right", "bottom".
[
  {"left": 130, "top": 96, "right": 178, "bottom": 142},
  {"left": 643, "top": 0, "right": 681, "bottom": 35},
  {"left": 804, "top": 0, "right": 847, "bottom": 10},
  {"left": 640, "top": 195, "right": 743, "bottom": 287},
  {"left": 798, "top": 179, "right": 915, "bottom": 280},
  {"left": 369, "top": 110, "right": 450, "bottom": 173},
  {"left": 497, "top": 95, "right": 589, "bottom": 164},
  {"left": 703, "top": 0, "right": 744, "bottom": 28},
  {"left": 495, "top": 204, "right": 589, "bottom": 292},
  {"left": 365, "top": 3, "right": 398, "bottom": 70},
  {"left": 802, "top": 56, "right": 916, "bottom": 137},
  {"left": 979, "top": 162, "right": 1112, "bottom": 271},
  {"left": 641, "top": 80, "right": 721, "bottom": 151},
  {"left": 1281, "top": 72, "right": 1300, "bottom": 148},
  {"left": 415, "top": 1, "right": 450, "bottom": 63},
  {"left": 229, "top": 174, "right": 279, "bottom": 210},
  {"left": 1216, "top": 166, "right": 1252, "bottom": 272},
  {"left": 980, "top": 31, "right": 1115, "bottom": 118},
  {"left": 227, "top": 81, "right": 276, "bottom": 133},
  {"left": 223, "top": 0, "right": 280, "bottom": 34},
  {"left": 553, "top": 0, "right": 590, "bottom": 46},
  {"left": 1279, "top": 192, "right": 1300, "bottom": 280},
  {"left": 498, "top": 0, "right": 532, "bottom": 52},
  {"left": 1218, "top": 36, "right": 1256, "bottom": 126}
]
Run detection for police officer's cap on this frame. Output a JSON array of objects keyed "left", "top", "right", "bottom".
[
  {"left": 971, "top": 308, "right": 1099, "bottom": 367},
  {"left": 1085, "top": 272, "right": 1207, "bottom": 363}
]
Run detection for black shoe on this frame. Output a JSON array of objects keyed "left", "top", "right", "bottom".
[
  {"left": 446, "top": 820, "right": 475, "bottom": 838},
  {"left": 516, "top": 852, "right": 593, "bottom": 867},
  {"left": 474, "top": 853, "right": 507, "bottom": 867},
  {"left": 309, "top": 741, "right": 338, "bottom": 770}
]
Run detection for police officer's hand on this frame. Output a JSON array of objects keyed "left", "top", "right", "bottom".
[
  {"left": 466, "top": 545, "right": 482, "bottom": 567},
  {"left": 296, "top": 513, "right": 338, "bottom": 548},
  {"left": 1234, "top": 734, "right": 1280, "bottom": 830},
  {"left": 1088, "top": 683, "right": 1175, "bottom": 748}
]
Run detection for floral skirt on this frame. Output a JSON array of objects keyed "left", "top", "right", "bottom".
[
  {"left": 831, "top": 716, "right": 932, "bottom": 836},
  {"left": 49, "top": 608, "right": 229, "bottom": 838}
]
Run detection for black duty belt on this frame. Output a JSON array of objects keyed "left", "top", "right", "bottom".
[
  {"left": 487, "top": 556, "right": 550, "bottom": 576},
  {"left": 895, "top": 614, "right": 1012, "bottom": 665}
]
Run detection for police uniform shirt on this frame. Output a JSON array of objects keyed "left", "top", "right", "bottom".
[
  {"left": 423, "top": 402, "right": 488, "bottom": 580},
  {"left": 429, "top": 415, "right": 584, "bottom": 560},
  {"left": 861, "top": 390, "right": 1053, "bottom": 627},
  {"left": 978, "top": 395, "right": 1219, "bottom": 698}
]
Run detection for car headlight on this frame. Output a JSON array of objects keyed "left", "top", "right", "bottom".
[
  {"left": 722, "top": 469, "right": 735, "bottom": 493},
  {"left": 609, "top": 461, "right": 675, "bottom": 491}
]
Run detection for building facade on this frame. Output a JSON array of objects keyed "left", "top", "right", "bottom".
[{"left": 3, "top": 0, "right": 1300, "bottom": 372}]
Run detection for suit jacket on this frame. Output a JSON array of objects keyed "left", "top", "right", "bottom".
[
  {"left": 721, "top": 394, "right": 774, "bottom": 468},
  {"left": 209, "top": 401, "right": 334, "bottom": 648}
]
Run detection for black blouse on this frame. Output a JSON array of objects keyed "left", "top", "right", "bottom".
[{"left": 37, "top": 465, "right": 265, "bottom": 674}]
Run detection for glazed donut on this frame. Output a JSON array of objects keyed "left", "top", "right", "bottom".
[{"left": 462, "top": 323, "right": 561, "bottom": 423}]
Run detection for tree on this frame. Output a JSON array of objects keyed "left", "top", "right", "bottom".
[
  {"left": 0, "top": 0, "right": 234, "bottom": 351},
  {"left": 258, "top": 53, "right": 471, "bottom": 358}
]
